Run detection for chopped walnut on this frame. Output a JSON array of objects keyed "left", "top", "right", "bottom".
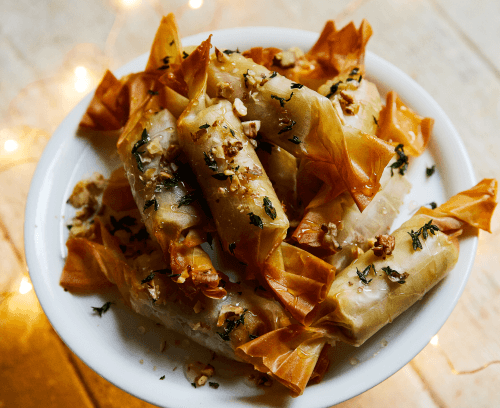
[
  {"left": 372, "top": 234, "right": 396, "bottom": 257},
  {"left": 146, "top": 137, "right": 162, "bottom": 155},
  {"left": 241, "top": 120, "right": 261, "bottom": 138},
  {"left": 223, "top": 140, "right": 243, "bottom": 157},
  {"left": 211, "top": 145, "right": 225, "bottom": 160},
  {"left": 67, "top": 173, "right": 105, "bottom": 209},
  {"left": 338, "top": 90, "right": 360, "bottom": 115},
  {"left": 321, "top": 223, "right": 341, "bottom": 251},
  {"left": 217, "top": 305, "right": 245, "bottom": 327},
  {"left": 273, "top": 50, "right": 296, "bottom": 68},
  {"left": 216, "top": 81, "right": 234, "bottom": 99},
  {"left": 233, "top": 98, "right": 247, "bottom": 117}
]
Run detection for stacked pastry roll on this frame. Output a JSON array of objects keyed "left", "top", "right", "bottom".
[{"left": 61, "top": 13, "right": 498, "bottom": 398}]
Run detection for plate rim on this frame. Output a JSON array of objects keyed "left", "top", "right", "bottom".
[{"left": 24, "top": 26, "right": 477, "bottom": 408}]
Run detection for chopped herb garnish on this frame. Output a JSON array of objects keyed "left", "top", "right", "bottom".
[
  {"left": 209, "top": 382, "right": 220, "bottom": 389},
  {"left": 148, "top": 90, "right": 159, "bottom": 95},
  {"left": 203, "top": 152, "right": 218, "bottom": 172},
  {"left": 131, "top": 128, "right": 150, "bottom": 173},
  {"left": 178, "top": 193, "right": 196, "bottom": 208},
  {"left": 263, "top": 197, "right": 277, "bottom": 220},
  {"left": 358, "top": 75, "right": 363, "bottom": 83},
  {"left": 92, "top": 301, "right": 113, "bottom": 317},
  {"left": 217, "top": 309, "right": 248, "bottom": 341},
  {"left": 382, "top": 266, "right": 409, "bottom": 284},
  {"left": 155, "top": 172, "right": 181, "bottom": 192},
  {"left": 373, "top": 116, "right": 380, "bottom": 128},
  {"left": 199, "top": 123, "right": 210, "bottom": 129},
  {"left": 191, "top": 382, "right": 197, "bottom": 388},
  {"left": 249, "top": 334, "right": 259, "bottom": 340},
  {"left": 160, "top": 375, "right": 165, "bottom": 380},
  {"left": 228, "top": 242, "right": 236, "bottom": 255},
  {"left": 288, "top": 135, "right": 301, "bottom": 144},
  {"left": 269, "top": 71, "right": 278, "bottom": 78},
  {"left": 248, "top": 212, "right": 264, "bottom": 229},
  {"left": 223, "top": 49, "right": 239, "bottom": 55},
  {"left": 211, "top": 173, "right": 231, "bottom": 181},
  {"left": 426, "top": 165, "right": 436, "bottom": 177},
  {"left": 157, "top": 64, "right": 169, "bottom": 70},
  {"left": 278, "top": 120, "right": 296, "bottom": 134},
  {"left": 290, "top": 83, "right": 304, "bottom": 89},
  {"left": 169, "top": 39, "right": 175, "bottom": 46},
  {"left": 326, "top": 81, "right": 341, "bottom": 98},
  {"left": 346, "top": 77, "right": 356, "bottom": 82},
  {"left": 428, "top": 202, "right": 437, "bottom": 209},
  {"left": 356, "top": 264, "right": 374, "bottom": 285},
  {"left": 407, "top": 220, "right": 440, "bottom": 250},
  {"left": 271, "top": 92, "right": 294, "bottom": 107},
  {"left": 183, "top": 51, "right": 189, "bottom": 59},
  {"left": 349, "top": 68, "right": 359, "bottom": 76},
  {"left": 229, "top": 128, "right": 235, "bottom": 137},
  {"left": 144, "top": 197, "right": 159, "bottom": 211},
  {"left": 141, "top": 272, "right": 156, "bottom": 284},
  {"left": 389, "top": 144, "right": 409, "bottom": 176},
  {"left": 67, "top": 224, "right": 73, "bottom": 230}
]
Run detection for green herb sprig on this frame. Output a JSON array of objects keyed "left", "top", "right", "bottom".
[
  {"left": 92, "top": 301, "right": 113, "bottom": 317},
  {"left": 356, "top": 264, "right": 375, "bottom": 285},
  {"left": 271, "top": 92, "right": 294, "bottom": 107},
  {"left": 407, "top": 220, "right": 440, "bottom": 250},
  {"left": 389, "top": 144, "right": 409, "bottom": 176}
]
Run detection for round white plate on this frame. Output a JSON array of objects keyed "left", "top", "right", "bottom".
[{"left": 25, "top": 27, "right": 477, "bottom": 407}]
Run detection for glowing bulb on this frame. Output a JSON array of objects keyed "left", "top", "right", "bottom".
[
  {"left": 430, "top": 335, "right": 439, "bottom": 347},
  {"left": 119, "top": 0, "right": 141, "bottom": 8},
  {"left": 4, "top": 139, "right": 19, "bottom": 152},
  {"left": 189, "top": 0, "right": 203, "bottom": 9},
  {"left": 74, "top": 66, "right": 91, "bottom": 93},
  {"left": 19, "top": 276, "right": 33, "bottom": 295}
]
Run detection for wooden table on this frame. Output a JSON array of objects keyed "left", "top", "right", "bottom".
[{"left": 1, "top": 0, "right": 499, "bottom": 406}]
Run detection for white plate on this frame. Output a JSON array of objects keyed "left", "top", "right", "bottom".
[{"left": 25, "top": 27, "right": 477, "bottom": 407}]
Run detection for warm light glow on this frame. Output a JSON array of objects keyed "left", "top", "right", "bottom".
[
  {"left": 120, "top": 0, "right": 141, "bottom": 8},
  {"left": 4, "top": 139, "right": 19, "bottom": 152},
  {"left": 74, "top": 66, "right": 91, "bottom": 93},
  {"left": 430, "top": 335, "right": 439, "bottom": 346},
  {"left": 189, "top": 0, "right": 203, "bottom": 9},
  {"left": 19, "top": 276, "right": 33, "bottom": 295}
]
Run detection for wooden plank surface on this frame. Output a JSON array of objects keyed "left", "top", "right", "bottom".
[{"left": 1, "top": 0, "right": 499, "bottom": 407}]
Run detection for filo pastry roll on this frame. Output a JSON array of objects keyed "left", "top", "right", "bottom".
[
  {"left": 206, "top": 50, "right": 394, "bottom": 210},
  {"left": 177, "top": 37, "right": 289, "bottom": 267}
]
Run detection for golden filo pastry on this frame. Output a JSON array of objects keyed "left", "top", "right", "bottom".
[{"left": 177, "top": 37, "right": 289, "bottom": 267}]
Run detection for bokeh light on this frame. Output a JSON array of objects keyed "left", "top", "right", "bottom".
[
  {"left": 19, "top": 276, "right": 33, "bottom": 295},
  {"left": 4, "top": 139, "right": 19, "bottom": 152},
  {"left": 189, "top": 0, "right": 203, "bottom": 9}
]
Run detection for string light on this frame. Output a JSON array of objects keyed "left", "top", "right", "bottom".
[
  {"left": 74, "top": 66, "right": 91, "bottom": 93},
  {"left": 429, "top": 334, "right": 439, "bottom": 346},
  {"left": 19, "top": 276, "right": 33, "bottom": 295},
  {"left": 189, "top": 0, "right": 203, "bottom": 9},
  {"left": 4, "top": 139, "right": 19, "bottom": 152}
]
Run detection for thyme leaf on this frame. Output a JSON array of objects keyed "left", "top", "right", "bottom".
[
  {"left": 326, "top": 81, "right": 341, "bottom": 99},
  {"left": 269, "top": 71, "right": 278, "bottom": 78},
  {"left": 92, "top": 301, "right": 113, "bottom": 317},
  {"left": 373, "top": 116, "right": 380, "bottom": 128},
  {"left": 144, "top": 197, "right": 158, "bottom": 211},
  {"left": 426, "top": 165, "right": 436, "bottom": 177},
  {"left": 278, "top": 120, "right": 296, "bottom": 134},
  {"left": 183, "top": 51, "right": 189, "bottom": 59},
  {"left": 248, "top": 212, "right": 264, "bottom": 229},
  {"left": 349, "top": 68, "right": 359, "bottom": 76},
  {"left": 155, "top": 172, "right": 181, "bottom": 192},
  {"left": 288, "top": 135, "right": 301, "bottom": 144},
  {"left": 382, "top": 266, "right": 409, "bottom": 284},
  {"left": 203, "top": 151, "right": 218, "bottom": 172},
  {"left": 209, "top": 382, "right": 220, "bottom": 389},
  {"left": 407, "top": 220, "right": 440, "bottom": 250},
  {"left": 199, "top": 123, "right": 210, "bottom": 129},
  {"left": 217, "top": 309, "right": 248, "bottom": 341},
  {"left": 141, "top": 272, "right": 156, "bottom": 284},
  {"left": 271, "top": 92, "right": 294, "bottom": 107},
  {"left": 290, "top": 83, "right": 304, "bottom": 89},
  {"left": 263, "top": 197, "right": 277, "bottom": 220},
  {"left": 178, "top": 193, "right": 196, "bottom": 208},
  {"left": 356, "top": 264, "right": 374, "bottom": 285},
  {"left": 389, "top": 144, "right": 409, "bottom": 176}
]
